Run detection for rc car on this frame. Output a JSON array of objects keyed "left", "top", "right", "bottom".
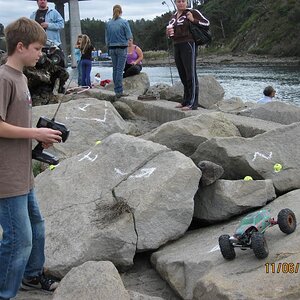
[{"left": 219, "top": 208, "right": 297, "bottom": 260}]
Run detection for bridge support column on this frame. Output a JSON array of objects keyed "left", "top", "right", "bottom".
[
  {"left": 69, "top": 0, "right": 82, "bottom": 68},
  {"left": 54, "top": 1, "right": 67, "bottom": 60}
]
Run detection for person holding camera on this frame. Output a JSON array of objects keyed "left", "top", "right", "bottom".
[
  {"left": 166, "top": 0, "right": 209, "bottom": 110},
  {"left": 30, "top": 0, "right": 64, "bottom": 47},
  {"left": 0, "top": 17, "right": 62, "bottom": 300}
]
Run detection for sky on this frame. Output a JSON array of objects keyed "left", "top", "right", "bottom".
[{"left": 0, "top": 0, "right": 176, "bottom": 26}]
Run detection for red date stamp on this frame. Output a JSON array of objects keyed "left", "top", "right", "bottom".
[{"left": 265, "top": 263, "right": 299, "bottom": 274}]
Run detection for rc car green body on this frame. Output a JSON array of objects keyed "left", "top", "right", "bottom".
[{"left": 219, "top": 208, "right": 297, "bottom": 260}]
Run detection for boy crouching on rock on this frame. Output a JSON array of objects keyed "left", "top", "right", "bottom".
[{"left": 0, "top": 17, "right": 62, "bottom": 300}]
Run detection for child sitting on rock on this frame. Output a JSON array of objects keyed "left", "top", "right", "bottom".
[{"left": 94, "top": 72, "right": 101, "bottom": 84}]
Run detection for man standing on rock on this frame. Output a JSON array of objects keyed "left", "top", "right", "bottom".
[{"left": 30, "top": 0, "right": 64, "bottom": 47}]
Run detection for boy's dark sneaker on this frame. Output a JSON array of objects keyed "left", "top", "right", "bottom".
[{"left": 21, "top": 273, "right": 59, "bottom": 292}]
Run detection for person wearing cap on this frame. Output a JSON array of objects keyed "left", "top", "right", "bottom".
[{"left": 257, "top": 86, "right": 276, "bottom": 104}]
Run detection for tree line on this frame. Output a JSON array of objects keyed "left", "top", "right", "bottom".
[
  {"left": 64, "top": 14, "right": 173, "bottom": 54},
  {"left": 64, "top": 1, "right": 213, "bottom": 54},
  {"left": 65, "top": 0, "right": 299, "bottom": 57}
]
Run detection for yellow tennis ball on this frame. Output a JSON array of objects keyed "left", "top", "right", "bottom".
[
  {"left": 244, "top": 176, "right": 253, "bottom": 181},
  {"left": 273, "top": 163, "right": 282, "bottom": 173},
  {"left": 49, "top": 165, "right": 56, "bottom": 171},
  {"left": 95, "top": 140, "right": 101, "bottom": 145}
]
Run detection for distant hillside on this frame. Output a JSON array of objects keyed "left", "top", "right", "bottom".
[
  {"left": 1, "top": 0, "right": 293, "bottom": 58},
  {"left": 201, "top": 0, "right": 300, "bottom": 56}
]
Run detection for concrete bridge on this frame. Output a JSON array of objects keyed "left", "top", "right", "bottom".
[{"left": 28, "top": 0, "right": 90, "bottom": 67}]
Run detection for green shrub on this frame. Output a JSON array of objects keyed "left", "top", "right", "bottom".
[
  {"left": 143, "top": 50, "right": 169, "bottom": 60},
  {"left": 288, "top": 7, "right": 300, "bottom": 23},
  {"left": 32, "top": 161, "right": 48, "bottom": 177}
]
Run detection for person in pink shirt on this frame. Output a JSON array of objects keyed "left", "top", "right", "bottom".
[{"left": 123, "top": 38, "right": 143, "bottom": 78}]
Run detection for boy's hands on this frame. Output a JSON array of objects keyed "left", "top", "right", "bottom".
[
  {"left": 42, "top": 142, "right": 54, "bottom": 149},
  {"left": 0, "top": 120, "right": 62, "bottom": 143},
  {"left": 35, "top": 128, "right": 62, "bottom": 144},
  {"left": 40, "top": 22, "right": 49, "bottom": 29}
]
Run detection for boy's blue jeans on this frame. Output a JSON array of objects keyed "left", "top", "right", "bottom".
[
  {"left": 0, "top": 189, "right": 45, "bottom": 300},
  {"left": 109, "top": 47, "right": 127, "bottom": 95}
]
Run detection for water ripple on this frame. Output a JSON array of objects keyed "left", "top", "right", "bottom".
[{"left": 68, "top": 64, "right": 300, "bottom": 106}]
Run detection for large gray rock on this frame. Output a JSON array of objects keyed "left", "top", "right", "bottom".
[
  {"left": 223, "top": 113, "right": 283, "bottom": 138},
  {"left": 128, "top": 291, "right": 164, "bottom": 300},
  {"left": 105, "top": 72, "right": 150, "bottom": 96},
  {"left": 215, "top": 97, "right": 254, "bottom": 113},
  {"left": 151, "top": 82, "right": 183, "bottom": 102},
  {"left": 143, "top": 112, "right": 240, "bottom": 156},
  {"left": 239, "top": 101, "right": 300, "bottom": 125},
  {"left": 145, "top": 76, "right": 224, "bottom": 109},
  {"left": 198, "top": 160, "right": 224, "bottom": 186},
  {"left": 191, "top": 122, "right": 300, "bottom": 193},
  {"left": 53, "top": 261, "right": 130, "bottom": 300},
  {"left": 86, "top": 87, "right": 116, "bottom": 102},
  {"left": 198, "top": 75, "right": 224, "bottom": 108},
  {"left": 121, "top": 253, "right": 181, "bottom": 300},
  {"left": 113, "top": 101, "right": 137, "bottom": 120},
  {"left": 151, "top": 189, "right": 300, "bottom": 300},
  {"left": 121, "top": 98, "right": 187, "bottom": 124},
  {"left": 32, "top": 98, "right": 128, "bottom": 159},
  {"left": 194, "top": 179, "right": 276, "bottom": 223},
  {"left": 36, "top": 133, "right": 200, "bottom": 276}
]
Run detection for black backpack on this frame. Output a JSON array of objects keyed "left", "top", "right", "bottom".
[
  {"left": 187, "top": 9, "right": 212, "bottom": 46},
  {"left": 189, "top": 22, "right": 212, "bottom": 46}
]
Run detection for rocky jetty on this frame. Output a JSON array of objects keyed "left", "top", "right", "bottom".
[{"left": 10, "top": 72, "right": 300, "bottom": 299}]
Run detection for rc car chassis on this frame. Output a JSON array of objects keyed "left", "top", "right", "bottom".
[{"left": 219, "top": 208, "right": 297, "bottom": 260}]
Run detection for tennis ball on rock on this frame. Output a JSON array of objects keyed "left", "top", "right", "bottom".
[
  {"left": 95, "top": 140, "right": 101, "bottom": 145},
  {"left": 49, "top": 165, "right": 56, "bottom": 171},
  {"left": 273, "top": 163, "right": 282, "bottom": 173},
  {"left": 244, "top": 176, "right": 253, "bottom": 181}
]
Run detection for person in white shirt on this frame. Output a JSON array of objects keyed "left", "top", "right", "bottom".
[
  {"left": 257, "top": 86, "right": 276, "bottom": 104},
  {"left": 94, "top": 72, "right": 101, "bottom": 84}
]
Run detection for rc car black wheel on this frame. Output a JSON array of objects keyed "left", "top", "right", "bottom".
[
  {"left": 218, "top": 234, "right": 236, "bottom": 260},
  {"left": 277, "top": 208, "right": 297, "bottom": 234},
  {"left": 251, "top": 232, "right": 269, "bottom": 259}
]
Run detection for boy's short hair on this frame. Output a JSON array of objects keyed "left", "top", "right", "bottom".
[
  {"left": 263, "top": 86, "right": 276, "bottom": 97},
  {"left": 4, "top": 17, "right": 47, "bottom": 56}
]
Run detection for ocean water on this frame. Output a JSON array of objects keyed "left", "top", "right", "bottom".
[{"left": 68, "top": 62, "right": 300, "bottom": 106}]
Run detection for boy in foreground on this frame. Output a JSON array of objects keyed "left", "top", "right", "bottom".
[{"left": 0, "top": 17, "right": 62, "bottom": 300}]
